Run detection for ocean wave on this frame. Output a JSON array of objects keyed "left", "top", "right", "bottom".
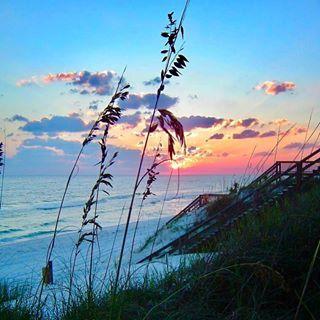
[
  {"left": 23, "top": 230, "right": 55, "bottom": 238},
  {"left": 0, "top": 229, "right": 64, "bottom": 244},
  {"left": 1, "top": 175, "right": 231, "bottom": 245},
  {"left": 34, "top": 191, "right": 189, "bottom": 212},
  {"left": 38, "top": 202, "right": 83, "bottom": 211},
  {"left": 40, "top": 221, "right": 58, "bottom": 227},
  {"left": 35, "top": 193, "right": 135, "bottom": 211},
  {"left": 0, "top": 228, "right": 23, "bottom": 235}
]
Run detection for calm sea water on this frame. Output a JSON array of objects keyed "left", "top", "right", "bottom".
[{"left": 0, "top": 175, "right": 237, "bottom": 244}]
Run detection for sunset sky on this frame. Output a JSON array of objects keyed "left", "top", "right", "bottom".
[{"left": 1, "top": 0, "right": 320, "bottom": 175}]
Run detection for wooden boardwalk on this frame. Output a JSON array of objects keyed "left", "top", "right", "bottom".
[
  {"left": 139, "top": 147, "right": 320, "bottom": 263},
  {"left": 165, "top": 193, "right": 226, "bottom": 225}
]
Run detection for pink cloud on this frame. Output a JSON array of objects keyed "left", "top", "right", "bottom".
[
  {"left": 17, "top": 70, "right": 118, "bottom": 95},
  {"left": 255, "top": 81, "right": 296, "bottom": 95},
  {"left": 16, "top": 77, "right": 38, "bottom": 87},
  {"left": 294, "top": 127, "right": 307, "bottom": 135},
  {"left": 43, "top": 72, "right": 78, "bottom": 83}
]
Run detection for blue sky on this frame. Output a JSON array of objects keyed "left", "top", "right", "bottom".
[{"left": 0, "top": 0, "right": 320, "bottom": 174}]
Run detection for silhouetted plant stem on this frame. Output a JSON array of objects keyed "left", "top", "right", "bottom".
[
  {"left": 46, "top": 148, "right": 84, "bottom": 263},
  {"left": 0, "top": 131, "right": 6, "bottom": 210},
  {"left": 311, "top": 129, "right": 320, "bottom": 154},
  {"left": 114, "top": 105, "right": 162, "bottom": 291},
  {"left": 68, "top": 81, "right": 127, "bottom": 303},
  {"left": 36, "top": 147, "right": 84, "bottom": 317},
  {"left": 45, "top": 68, "right": 127, "bottom": 271},
  {"left": 243, "top": 123, "right": 296, "bottom": 186},
  {"left": 239, "top": 145, "right": 256, "bottom": 189},
  {"left": 88, "top": 160, "right": 103, "bottom": 299},
  {"left": 87, "top": 122, "right": 115, "bottom": 298},
  {"left": 36, "top": 70, "right": 128, "bottom": 315},
  {"left": 273, "top": 123, "right": 281, "bottom": 163},
  {"left": 127, "top": 146, "right": 165, "bottom": 277},
  {"left": 293, "top": 121, "right": 320, "bottom": 162},
  {"left": 99, "top": 204, "right": 125, "bottom": 295},
  {"left": 127, "top": 198, "right": 144, "bottom": 278},
  {"left": 146, "top": 168, "right": 173, "bottom": 272},
  {"left": 294, "top": 238, "right": 320, "bottom": 320},
  {"left": 67, "top": 160, "right": 100, "bottom": 306},
  {"left": 114, "top": 1, "right": 190, "bottom": 292},
  {"left": 68, "top": 141, "right": 118, "bottom": 305},
  {"left": 301, "top": 109, "right": 313, "bottom": 160}
]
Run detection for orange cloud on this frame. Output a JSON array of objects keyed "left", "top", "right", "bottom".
[
  {"left": 43, "top": 72, "right": 78, "bottom": 83},
  {"left": 255, "top": 81, "right": 296, "bottom": 95}
]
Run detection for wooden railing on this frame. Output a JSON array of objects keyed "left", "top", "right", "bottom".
[{"left": 166, "top": 193, "right": 226, "bottom": 225}]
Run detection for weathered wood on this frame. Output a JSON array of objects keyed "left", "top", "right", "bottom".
[{"left": 42, "top": 260, "right": 53, "bottom": 285}]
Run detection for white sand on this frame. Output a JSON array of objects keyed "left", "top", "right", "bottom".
[
  {"left": 0, "top": 205, "right": 212, "bottom": 320},
  {"left": 0, "top": 215, "right": 189, "bottom": 288},
  {"left": 0, "top": 201, "right": 211, "bottom": 291}
]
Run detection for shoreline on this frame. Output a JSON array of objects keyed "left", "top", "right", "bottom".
[{"left": 0, "top": 216, "right": 172, "bottom": 286}]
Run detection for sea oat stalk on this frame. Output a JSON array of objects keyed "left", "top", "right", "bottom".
[
  {"left": 114, "top": 1, "right": 190, "bottom": 291},
  {"left": 36, "top": 70, "right": 128, "bottom": 314},
  {"left": 67, "top": 79, "right": 128, "bottom": 303}
]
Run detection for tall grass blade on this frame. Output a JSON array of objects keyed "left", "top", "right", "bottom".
[{"left": 294, "top": 238, "right": 320, "bottom": 320}]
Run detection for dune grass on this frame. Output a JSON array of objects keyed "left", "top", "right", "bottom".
[
  {"left": 60, "top": 181, "right": 320, "bottom": 320},
  {"left": 0, "top": 282, "right": 33, "bottom": 320}
]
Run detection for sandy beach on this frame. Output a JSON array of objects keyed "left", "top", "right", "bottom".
[{"left": 0, "top": 216, "right": 176, "bottom": 288}]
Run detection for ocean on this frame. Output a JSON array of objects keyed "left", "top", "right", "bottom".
[{"left": 0, "top": 174, "right": 237, "bottom": 245}]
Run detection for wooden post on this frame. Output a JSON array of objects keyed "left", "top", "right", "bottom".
[
  {"left": 42, "top": 260, "right": 53, "bottom": 285},
  {"left": 296, "top": 161, "right": 302, "bottom": 190}
]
